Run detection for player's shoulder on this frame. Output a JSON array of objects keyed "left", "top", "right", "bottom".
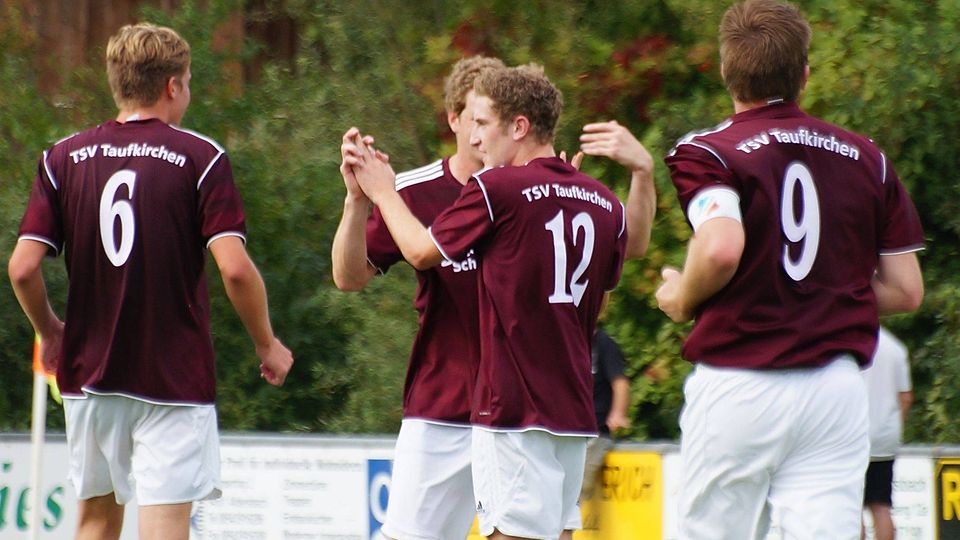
[
  {"left": 168, "top": 124, "right": 226, "bottom": 154},
  {"left": 818, "top": 117, "right": 887, "bottom": 157},
  {"left": 665, "top": 118, "right": 737, "bottom": 172},
  {"left": 47, "top": 122, "right": 103, "bottom": 153},
  {"left": 395, "top": 159, "right": 447, "bottom": 191},
  {"left": 668, "top": 118, "right": 735, "bottom": 156}
]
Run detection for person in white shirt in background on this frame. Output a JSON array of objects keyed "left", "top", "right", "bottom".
[{"left": 862, "top": 326, "right": 913, "bottom": 540}]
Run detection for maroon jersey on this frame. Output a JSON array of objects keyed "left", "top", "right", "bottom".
[
  {"left": 665, "top": 102, "right": 924, "bottom": 369},
  {"left": 429, "top": 157, "right": 627, "bottom": 435},
  {"left": 366, "top": 158, "right": 480, "bottom": 424},
  {"left": 18, "top": 118, "right": 246, "bottom": 404}
]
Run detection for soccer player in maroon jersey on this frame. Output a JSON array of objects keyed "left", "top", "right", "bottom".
[
  {"left": 332, "top": 55, "right": 503, "bottom": 540},
  {"left": 654, "top": 1, "right": 924, "bottom": 538},
  {"left": 8, "top": 23, "right": 293, "bottom": 540},
  {"left": 347, "top": 64, "right": 629, "bottom": 540}
]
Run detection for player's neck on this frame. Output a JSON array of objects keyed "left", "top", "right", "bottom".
[
  {"left": 732, "top": 97, "right": 792, "bottom": 114},
  {"left": 116, "top": 103, "right": 176, "bottom": 125},
  {"left": 448, "top": 151, "right": 482, "bottom": 186},
  {"left": 732, "top": 99, "right": 768, "bottom": 114},
  {"left": 511, "top": 142, "right": 555, "bottom": 167}
]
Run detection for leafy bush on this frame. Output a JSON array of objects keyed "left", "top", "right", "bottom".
[{"left": 2, "top": 0, "right": 957, "bottom": 441}]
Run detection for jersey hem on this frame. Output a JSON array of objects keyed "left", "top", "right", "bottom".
[
  {"left": 471, "top": 424, "right": 597, "bottom": 438},
  {"left": 401, "top": 416, "right": 472, "bottom": 428},
  {"left": 65, "top": 387, "right": 215, "bottom": 408}
]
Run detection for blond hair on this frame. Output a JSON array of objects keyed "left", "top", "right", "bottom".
[
  {"left": 106, "top": 23, "right": 191, "bottom": 109},
  {"left": 720, "top": 0, "right": 811, "bottom": 103},
  {"left": 443, "top": 56, "right": 506, "bottom": 115},
  {"left": 474, "top": 64, "right": 562, "bottom": 144}
]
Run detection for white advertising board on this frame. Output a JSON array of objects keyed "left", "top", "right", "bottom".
[
  {"left": 0, "top": 434, "right": 951, "bottom": 539},
  {"left": 191, "top": 436, "right": 394, "bottom": 540}
]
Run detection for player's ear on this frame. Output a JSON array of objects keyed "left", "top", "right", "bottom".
[
  {"left": 512, "top": 115, "right": 530, "bottom": 141},
  {"left": 165, "top": 76, "right": 179, "bottom": 100},
  {"left": 447, "top": 110, "right": 460, "bottom": 133}
]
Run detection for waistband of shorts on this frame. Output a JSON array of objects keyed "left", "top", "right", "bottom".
[{"left": 695, "top": 353, "right": 858, "bottom": 376}]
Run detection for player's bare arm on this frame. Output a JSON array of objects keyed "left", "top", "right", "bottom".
[
  {"left": 607, "top": 376, "right": 632, "bottom": 433},
  {"left": 349, "top": 133, "right": 444, "bottom": 270},
  {"left": 899, "top": 390, "right": 913, "bottom": 423},
  {"left": 656, "top": 217, "right": 744, "bottom": 323},
  {"left": 8, "top": 239, "right": 64, "bottom": 372},
  {"left": 332, "top": 127, "right": 378, "bottom": 291},
  {"left": 579, "top": 121, "right": 656, "bottom": 258},
  {"left": 872, "top": 252, "right": 923, "bottom": 315},
  {"left": 209, "top": 236, "right": 293, "bottom": 386}
]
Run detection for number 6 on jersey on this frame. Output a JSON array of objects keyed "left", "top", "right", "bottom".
[{"left": 99, "top": 169, "right": 137, "bottom": 267}]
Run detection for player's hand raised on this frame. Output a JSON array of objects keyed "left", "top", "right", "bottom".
[
  {"left": 580, "top": 120, "right": 653, "bottom": 175},
  {"left": 340, "top": 127, "right": 375, "bottom": 203},
  {"left": 559, "top": 150, "right": 585, "bottom": 170},
  {"left": 351, "top": 132, "right": 398, "bottom": 206}
]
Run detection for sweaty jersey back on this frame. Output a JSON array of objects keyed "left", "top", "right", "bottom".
[
  {"left": 18, "top": 118, "right": 246, "bottom": 404},
  {"left": 666, "top": 102, "right": 924, "bottom": 369}
]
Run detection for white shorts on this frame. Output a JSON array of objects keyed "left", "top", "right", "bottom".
[
  {"left": 472, "top": 427, "right": 587, "bottom": 539},
  {"left": 678, "top": 356, "right": 869, "bottom": 540},
  {"left": 580, "top": 435, "right": 613, "bottom": 500},
  {"left": 382, "top": 419, "right": 474, "bottom": 540},
  {"left": 64, "top": 394, "right": 222, "bottom": 506}
]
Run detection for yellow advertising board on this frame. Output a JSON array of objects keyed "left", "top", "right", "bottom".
[
  {"left": 466, "top": 450, "right": 663, "bottom": 539},
  {"left": 936, "top": 458, "right": 960, "bottom": 539}
]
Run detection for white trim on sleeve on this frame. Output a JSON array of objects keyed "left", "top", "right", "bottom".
[
  {"left": 475, "top": 178, "right": 495, "bottom": 223},
  {"left": 18, "top": 235, "right": 60, "bottom": 255},
  {"left": 196, "top": 151, "right": 224, "bottom": 190},
  {"left": 206, "top": 231, "right": 247, "bottom": 249},
  {"left": 427, "top": 226, "right": 456, "bottom": 263},
  {"left": 42, "top": 150, "right": 59, "bottom": 190}
]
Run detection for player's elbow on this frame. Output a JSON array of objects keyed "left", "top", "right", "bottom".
[
  {"left": 404, "top": 242, "right": 442, "bottom": 271},
  {"left": 696, "top": 218, "right": 744, "bottom": 277},
  {"left": 624, "top": 237, "right": 649, "bottom": 260},
  {"left": 896, "top": 280, "right": 924, "bottom": 313},
  {"left": 217, "top": 257, "right": 258, "bottom": 289},
  {"left": 905, "top": 284, "right": 924, "bottom": 311},
  {"left": 333, "top": 273, "right": 367, "bottom": 292},
  {"left": 704, "top": 241, "right": 742, "bottom": 278},
  {"left": 407, "top": 252, "right": 436, "bottom": 271},
  {"left": 8, "top": 251, "right": 41, "bottom": 288}
]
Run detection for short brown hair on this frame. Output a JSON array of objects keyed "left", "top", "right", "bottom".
[
  {"left": 106, "top": 23, "right": 191, "bottom": 109},
  {"left": 474, "top": 64, "right": 562, "bottom": 144},
  {"left": 719, "top": 0, "right": 811, "bottom": 103},
  {"left": 443, "top": 56, "right": 505, "bottom": 115}
]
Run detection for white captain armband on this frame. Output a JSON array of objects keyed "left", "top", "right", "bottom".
[{"left": 686, "top": 187, "right": 742, "bottom": 232}]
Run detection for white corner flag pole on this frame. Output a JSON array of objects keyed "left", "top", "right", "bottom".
[{"left": 29, "top": 334, "right": 47, "bottom": 539}]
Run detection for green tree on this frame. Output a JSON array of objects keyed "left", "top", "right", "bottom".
[{"left": 2, "top": 0, "right": 957, "bottom": 443}]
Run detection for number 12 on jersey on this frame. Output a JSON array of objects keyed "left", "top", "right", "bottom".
[{"left": 545, "top": 210, "right": 596, "bottom": 306}]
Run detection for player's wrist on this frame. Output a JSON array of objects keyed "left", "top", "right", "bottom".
[
  {"left": 629, "top": 160, "right": 653, "bottom": 177},
  {"left": 343, "top": 192, "right": 370, "bottom": 209}
]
